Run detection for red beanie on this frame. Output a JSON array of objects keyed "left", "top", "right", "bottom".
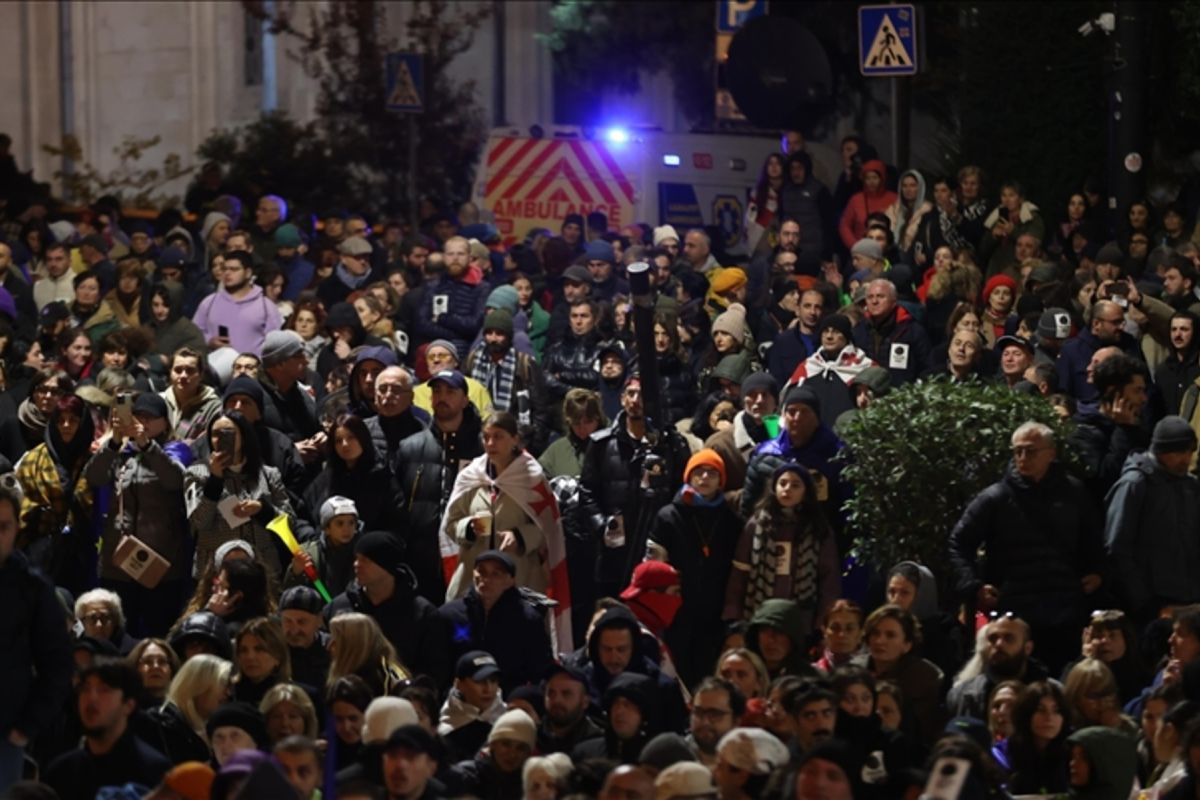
[{"left": 982, "top": 274, "right": 1017, "bottom": 305}]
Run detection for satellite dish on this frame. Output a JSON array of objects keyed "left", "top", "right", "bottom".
[{"left": 727, "top": 16, "right": 834, "bottom": 130}]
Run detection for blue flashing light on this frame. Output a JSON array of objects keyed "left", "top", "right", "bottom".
[
  {"left": 604, "top": 127, "right": 630, "bottom": 144},
  {"left": 662, "top": 154, "right": 681, "bottom": 167}
]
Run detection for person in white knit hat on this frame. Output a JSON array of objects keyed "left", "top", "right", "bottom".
[
  {"left": 714, "top": 727, "right": 791, "bottom": 800},
  {"left": 451, "top": 708, "right": 537, "bottom": 798}
]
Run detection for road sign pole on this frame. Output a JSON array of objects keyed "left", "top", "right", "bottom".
[
  {"left": 408, "top": 114, "right": 418, "bottom": 232},
  {"left": 891, "top": 75, "right": 911, "bottom": 168}
]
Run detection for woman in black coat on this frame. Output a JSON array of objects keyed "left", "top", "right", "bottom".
[
  {"left": 653, "top": 310, "right": 697, "bottom": 426},
  {"left": 304, "top": 412, "right": 405, "bottom": 534},
  {"left": 649, "top": 448, "right": 743, "bottom": 689}
]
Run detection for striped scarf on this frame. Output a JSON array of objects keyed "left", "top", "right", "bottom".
[
  {"left": 471, "top": 349, "right": 516, "bottom": 409},
  {"left": 743, "top": 512, "right": 820, "bottom": 621}
]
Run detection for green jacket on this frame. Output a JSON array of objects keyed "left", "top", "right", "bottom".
[{"left": 1067, "top": 726, "right": 1137, "bottom": 800}]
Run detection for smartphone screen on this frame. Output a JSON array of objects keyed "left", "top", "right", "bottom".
[{"left": 218, "top": 325, "right": 230, "bottom": 338}]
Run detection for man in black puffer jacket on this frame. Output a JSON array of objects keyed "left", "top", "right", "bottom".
[
  {"left": 577, "top": 377, "right": 691, "bottom": 601},
  {"left": 325, "top": 531, "right": 451, "bottom": 690},
  {"left": 393, "top": 370, "right": 484, "bottom": 605},
  {"left": 948, "top": 420, "right": 1105, "bottom": 674},
  {"left": 543, "top": 299, "right": 604, "bottom": 417}
]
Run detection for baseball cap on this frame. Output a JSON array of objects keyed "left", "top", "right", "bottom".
[
  {"left": 455, "top": 650, "right": 501, "bottom": 682},
  {"left": 428, "top": 369, "right": 467, "bottom": 392}
]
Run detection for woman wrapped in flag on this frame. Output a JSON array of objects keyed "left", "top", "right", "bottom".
[{"left": 440, "top": 411, "right": 573, "bottom": 649}]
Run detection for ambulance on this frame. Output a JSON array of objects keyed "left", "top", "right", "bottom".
[{"left": 471, "top": 125, "right": 812, "bottom": 256}]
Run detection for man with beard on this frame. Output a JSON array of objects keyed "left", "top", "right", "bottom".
[
  {"left": 394, "top": 370, "right": 484, "bottom": 604},
  {"left": 705, "top": 372, "right": 778, "bottom": 503},
  {"left": 1161, "top": 256, "right": 1200, "bottom": 316},
  {"left": 946, "top": 615, "right": 1046, "bottom": 719},
  {"left": 686, "top": 677, "right": 744, "bottom": 767},
  {"left": 768, "top": 288, "right": 824, "bottom": 385},
  {"left": 1155, "top": 311, "right": 1200, "bottom": 416},
  {"left": 415, "top": 235, "right": 487, "bottom": 358},
  {"left": 193, "top": 249, "right": 281, "bottom": 355},
  {"left": 44, "top": 660, "right": 170, "bottom": 798},
  {"left": 537, "top": 664, "right": 603, "bottom": 754},
  {"left": 578, "top": 376, "right": 691, "bottom": 600},
  {"left": 1057, "top": 299, "right": 1140, "bottom": 405},
  {"left": 463, "top": 309, "right": 550, "bottom": 454},
  {"left": 783, "top": 682, "right": 838, "bottom": 758}
]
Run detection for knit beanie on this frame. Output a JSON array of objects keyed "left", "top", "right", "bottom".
[
  {"left": 160, "top": 762, "right": 216, "bottom": 800},
  {"left": 780, "top": 384, "right": 821, "bottom": 414},
  {"left": 653, "top": 224, "right": 681, "bottom": 246},
  {"left": 362, "top": 697, "right": 419, "bottom": 744},
  {"left": 222, "top": 376, "right": 265, "bottom": 413},
  {"left": 584, "top": 240, "right": 615, "bottom": 264},
  {"left": 819, "top": 314, "right": 854, "bottom": 343},
  {"left": 983, "top": 274, "right": 1017, "bottom": 305},
  {"left": 484, "top": 308, "right": 515, "bottom": 335},
  {"left": 205, "top": 702, "right": 268, "bottom": 749},
  {"left": 1151, "top": 415, "right": 1197, "bottom": 454},
  {"left": 426, "top": 339, "right": 460, "bottom": 362},
  {"left": 741, "top": 371, "right": 779, "bottom": 400},
  {"left": 685, "top": 448, "right": 727, "bottom": 488},
  {"left": 486, "top": 284, "right": 520, "bottom": 314},
  {"left": 850, "top": 238, "right": 883, "bottom": 262},
  {"left": 710, "top": 267, "right": 748, "bottom": 296},
  {"left": 717, "top": 727, "right": 791, "bottom": 775},
  {"left": 1037, "top": 307, "right": 1073, "bottom": 340},
  {"left": 260, "top": 330, "right": 304, "bottom": 367},
  {"left": 711, "top": 302, "right": 748, "bottom": 344},
  {"left": 319, "top": 495, "right": 359, "bottom": 528},
  {"left": 655, "top": 762, "right": 717, "bottom": 800},
  {"left": 1096, "top": 241, "right": 1125, "bottom": 266},
  {"left": 640, "top": 732, "right": 698, "bottom": 772},
  {"left": 487, "top": 709, "right": 537, "bottom": 748},
  {"left": 355, "top": 531, "right": 406, "bottom": 575}
]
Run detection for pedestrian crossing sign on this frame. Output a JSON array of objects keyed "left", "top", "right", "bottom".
[
  {"left": 859, "top": 5, "right": 918, "bottom": 76},
  {"left": 386, "top": 52, "right": 424, "bottom": 112}
]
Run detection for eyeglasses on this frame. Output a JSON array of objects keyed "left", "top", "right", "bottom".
[
  {"left": 82, "top": 612, "right": 112, "bottom": 625},
  {"left": 35, "top": 385, "right": 63, "bottom": 396},
  {"left": 691, "top": 707, "right": 732, "bottom": 723}
]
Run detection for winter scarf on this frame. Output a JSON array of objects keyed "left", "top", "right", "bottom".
[
  {"left": 470, "top": 348, "right": 517, "bottom": 410},
  {"left": 743, "top": 510, "right": 820, "bottom": 620},
  {"left": 437, "top": 690, "right": 506, "bottom": 735}
]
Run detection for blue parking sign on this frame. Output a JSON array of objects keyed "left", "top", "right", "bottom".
[
  {"left": 717, "top": 0, "right": 768, "bottom": 33},
  {"left": 859, "top": 5, "right": 918, "bottom": 76}
]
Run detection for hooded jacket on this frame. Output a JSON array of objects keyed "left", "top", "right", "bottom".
[
  {"left": 147, "top": 280, "right": 206, "bottom": 358},
  {"left": 745, "top": 599, "right": 821, "bottom": 679},
  {"left": 885, "top": 169, "right": 934, "bottom": 255},
  {"left": 415, "top": 272, "right": 488, "bottom": 360},
  {"left": 581, "top": 606, "right": 687, "bottom": 732},
  {"left": 1066, "top": 726, "right": 1138, "bottom": 800},
  {"left": 739, "top": 422, "right": 848, "bottom": 519},
  {"left": 839, "top": 159, "right": 898, "bottom": 249},
  {"left": 573, "top": 672, "right": 662, "bottom": 764},
  {"left": 1104, "top": 451, "right": 1200, "bottom": 616},
  {"left": 779, "top": 156, "right": 833, "bottom": 260}
]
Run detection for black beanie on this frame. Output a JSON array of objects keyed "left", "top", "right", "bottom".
[
  {"left": 355, "top": 531, "right": 407, "bottom": 574},
  {"left": 206, "top": 701, "right": 268, "bottom": 749},
  {"left": 223, "top": 376, "right": 265, "bottom": 414},
  {"left": 819, "top": 314, "right": 854, "bottom": 343}
]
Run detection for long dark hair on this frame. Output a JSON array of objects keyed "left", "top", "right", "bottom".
[
  {"left": 752, "top": 464, "right": 831, "bottom": 540},
  {"left": 689, "top": 391, "right": 735, "bottom": 441},
  {"left": 332, "top": 413, "right": 378, "bottom": 472},
  {"left": 753, "top": 153, "right": 786, "bottom": 210},
  {"left": 1006, "top": 681, "right": 1070, "bottom": 786},
  {"left": 222, "top": 559, "right": 275, "bottom": 623},
  {"left": 206, "top": 411, "right": 263, "bottom": 481}
]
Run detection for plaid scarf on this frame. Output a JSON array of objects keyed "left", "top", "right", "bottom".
[
  {"left": 743, "top": 511, "right": 820, "bottom": 621},
  {"left": 471, "top": 348, "right": 517, "bottom": 409}
]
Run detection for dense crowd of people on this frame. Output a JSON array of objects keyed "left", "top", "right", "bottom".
[{"left": 1, "top": 128, "right": 1200, "bottom": 800}]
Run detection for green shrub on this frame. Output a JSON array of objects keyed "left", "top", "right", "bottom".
[{"left": 838, "top": 378, "right": 1076, "bottom": 586}]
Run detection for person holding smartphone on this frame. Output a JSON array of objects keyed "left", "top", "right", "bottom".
[{"left": 184, "top": 411, "right": 296, "bottom": 581}]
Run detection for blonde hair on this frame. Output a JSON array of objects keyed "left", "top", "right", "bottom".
[
  {"left": 1063, "top": 657, "right": 1119, "bottom": 727},
  {"left": 716, "top": 648, "right": 770, "bottom": 699},
  {"left": 165, "top": 654, "right": 232, "bottom": 733},
  {"left": 260, "top": 682, "right": 319, "bottom": 739},
  {"left": 327, "top": 612, "right": 405, "bottom": 691}
]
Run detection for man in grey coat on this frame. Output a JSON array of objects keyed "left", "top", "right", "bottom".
[{"left": 1104, "top": 415, "right": 1200, "bottom": 626}]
